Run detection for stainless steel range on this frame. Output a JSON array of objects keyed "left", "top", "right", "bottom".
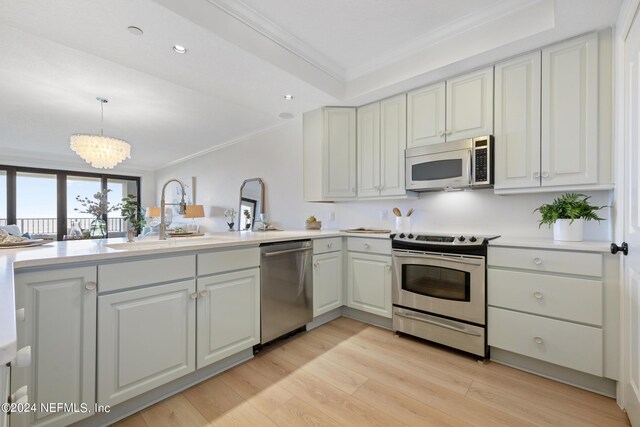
[{"left": 391, "top": 232, "right": 499, "bottom": 357}]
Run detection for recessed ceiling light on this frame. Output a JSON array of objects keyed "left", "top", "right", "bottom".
[
  {"left": 173, "top": 45, "right": 187, "bottom": 54},
  {"left": 279, "top": 113, "right": 294, "bottom": 119},
  {"left": 127, "top": 26, "right": 143, "bottom": 36},
  {"left": 284, "top": 95, "right": 294, "bottom": 100}
]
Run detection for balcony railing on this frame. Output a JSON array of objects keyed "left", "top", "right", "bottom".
[{"left": 0, "top": 217, "right": 128, "bottom": 237}]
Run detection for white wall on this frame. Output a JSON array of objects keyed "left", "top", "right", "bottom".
[{"left": 155, "top": 118, "right": 613, "bottom": 241}]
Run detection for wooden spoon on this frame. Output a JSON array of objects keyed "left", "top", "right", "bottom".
[
  {"left": 393, "top": 207, "right": 402, "bottom": 217},
  {"left": 406, "top": 208, "right": 414, "bottom": 217}
]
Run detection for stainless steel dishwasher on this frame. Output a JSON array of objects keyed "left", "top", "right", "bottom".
[{"left": 260, "top": 240, "right": 313, "bottom": 344}]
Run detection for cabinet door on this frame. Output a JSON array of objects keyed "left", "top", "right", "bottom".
[
  {"left": 446, "top": 67, "right": 494, "bottom": 140},
  {"left": 196, "top": 269, "right": 260, "bottom": 368},
  {"left": 323, "top": 107, "right": 357, "bottom": 198},
  {"left": 541, "top": 33, "right": 599, "bottom": 187},
  {"left": 380, "top": 94, "right": 408, "bottom": 197},
  {"left": 347, "top": 252, "right": 392, "bottom": 318},
  {"left": 494, "top": 52, "right": 542, "bottom": 189},
  {"left": 313, "top": 252, "right": 343, "bottom": 316},
  {"left": 97, "top": 280, "right": 196, "bottom": 406},
  {"left": 13, "top": 267, "right": 96, "bottom": 427},
  {"left": 407, "top": 82, "right": 446, "bottom": 147},
  {"left": 357, "top": 102, "right": 381, "bottom": 197}
]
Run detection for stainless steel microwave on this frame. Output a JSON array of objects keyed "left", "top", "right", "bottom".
[{"left": 405, "top": 136, "right": 493, "bottom": 192}]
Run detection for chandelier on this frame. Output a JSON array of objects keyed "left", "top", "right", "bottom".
[{"left": 70, "top": 97, "right": 131, "bottom": 169}]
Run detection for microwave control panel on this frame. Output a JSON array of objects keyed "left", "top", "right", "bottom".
[{"left": 472, "top": 136, "right": 493, "bottom": 185}]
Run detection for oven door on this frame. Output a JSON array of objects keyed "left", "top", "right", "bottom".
[
  {"left": 392, "top": 250, "right": 485, "bottom": 325},
  {"left": 406, "top": 149, "right": 471, "bottom": 191}
]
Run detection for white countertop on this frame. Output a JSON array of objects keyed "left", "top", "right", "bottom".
[
  {"left": 0, "top": 229, "right": 389, "bottom": 365},
  {"left": 489, "top": 236, "right": 613, "bottom": 253}
]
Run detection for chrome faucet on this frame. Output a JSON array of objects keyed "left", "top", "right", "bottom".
[{"left": 159, "top": 179, "right": 187, "bottom": 240}]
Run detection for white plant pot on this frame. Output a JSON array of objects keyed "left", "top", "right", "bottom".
[{"left": 553, "top": 219, "right": 584, "bottom": 242}]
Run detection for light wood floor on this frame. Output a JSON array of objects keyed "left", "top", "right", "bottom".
[{"left": 115, "top": 317, "right": 630, "bottom": 426}]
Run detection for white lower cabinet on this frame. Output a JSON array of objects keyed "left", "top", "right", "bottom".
[
  {"left": 347, "top": 252, "right": 392, "bottom": 318},
  {"left": 313, "top": 251, "right": 343, "bottom": 316},
  {"left": 13, "top": 267, "right": 97, "bottom": 427},
  {"left": 196, "top": 268, "right": 260, "bottom": 368},
  {"left": 97, "top": 280, "right": 196, "bottom": 406}
]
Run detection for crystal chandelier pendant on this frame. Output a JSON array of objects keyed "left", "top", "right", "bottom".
[{"left": 70, "top": 97, "right": 131, "bottom": 169}]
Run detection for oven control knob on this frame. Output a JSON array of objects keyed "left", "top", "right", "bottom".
[
  {"left": 399, "top": 233, "right": 406, "bottom": 238},
  {"left": 408, "top": 233, "right": 414, "bottom": 239},
  {"left": 458, "top": 236, "right": 465, "bottom": 242},
  {"left": 469, "top": 236, "right": 478, "bottom": 242}
]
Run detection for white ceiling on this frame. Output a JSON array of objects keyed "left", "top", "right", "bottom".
[{"left": 0, "top": 0, "right": 622, "bottom": 171}]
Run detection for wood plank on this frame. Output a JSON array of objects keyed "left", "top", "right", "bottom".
[
  {"left": 268, "top": 397, "right": 345, "bottom": 427},
  {"left": 112, "top": 413, "right": 148, "bottom": 427},
  {"left": 218, "top": 361, "right": 294, "bottom": 415},
  {"left": 140, "top": 394, "right": 210, "bottom": 427}
]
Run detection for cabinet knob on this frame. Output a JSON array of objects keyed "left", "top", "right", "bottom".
[
  {"left": 533, "top": 257, "right": 542, "bottom": 265},
  {"left": 11, "top": 346, "right": 31, "bottom": 368},
  {"left": 314, "top": 262, "right": 319, "bottom": 268},
  {"left": 533, "top": 336, "right": 544, "bottom": 344},
  {"left": 533, "top": 171, "right": 541, "bottom": 179},
  {"left": 445, "top": 129, "right": 452, "bottom": 135},
  {"left": 190, "top": 292, "right": 198, "bottom": 299},
  {"left": 533, "top": 291, "right": 544, "bottom": 300},
  {"left": 327, "top": 242, "right": 333, "bottom": 248},
  {"left": 438, "top": 130, "right": 445, "bottom": 137},
  {"left": 199, "top": 290, "right": 209, "bottom": 298},
  {"left": 85, "top": 281, "right": 97, "bottom": 291},
  {"left": 385, "top": 264, "right": 391, "bottom": 270},
  {"left": 541, "top": 171, "right": 549, "bottom": 178},
  {"left": 364, "top": 243, "right": 370, "bottom": 249}
]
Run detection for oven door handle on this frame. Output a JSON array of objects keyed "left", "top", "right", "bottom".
[
  {"left": 392, "top": 252, "right": 483, "bottom": 266},
  {"left": 394, "top": 311, "right": 482, "bottom": 337}
]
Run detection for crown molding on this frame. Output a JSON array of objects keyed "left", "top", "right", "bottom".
[
  {"left": 206, "top": 0, "right": 346, "bottom": 82},
  {"left": 345, "top": 0, "right": 552, "bottom": 80},
  {"left": 617, "top": 0, "right": 640, "bottom": 40}
]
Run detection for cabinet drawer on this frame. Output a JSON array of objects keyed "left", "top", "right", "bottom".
[
  {"left": 347, "top": 237, "right": 391, "bottom": 255},
  {"left": 197, "top": 247, "right": 260, "bottom": 276},
  {"left": 488, "top": 307, "right": 603, "bottom": 376},
  {"left": 98, "top": 255, "right": 195, "bottom": 292},
  {"left": 488, "top": 269, "right": 603, "bottom": 326},
  {"left": 313, "top": 237, "right": 343, "bottom": 254},
  {"left": 488, "top": 247, "right": 602, "bottom": 277}
]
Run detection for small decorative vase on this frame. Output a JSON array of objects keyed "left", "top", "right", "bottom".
[
  {"left": 127, "top": 227, "right": 136, "bottom": 242},
  {"left": 227, "top": 222, "right": 235, "bottom": 231},
  {"left": 553, "top": 219, "right": 584, "bottom": 242},
  {"left": 89, "top": 218, "right": 108, "bottom": 239}
]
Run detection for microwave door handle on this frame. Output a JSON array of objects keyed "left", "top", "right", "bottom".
[
  {"left": 468, "top": 149, "right": 473, "bottom": 185},
  {"left": 393, "top": 252, "right": 483, "bottom": 266}
]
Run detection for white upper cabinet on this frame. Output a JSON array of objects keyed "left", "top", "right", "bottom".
[
  {"left": 541, "top": 32, "right": 599, "bottom": 187},
  {"left": 303, "top": 107, "right": 357, "bottom": 201},
  {"left": 495, "top": 31, "right": 610, "bottom": 193},
  {"left": 494, "top": 52, "right": 542, "bottom": 190},
  {"left": 407, "top": 82, "right": 445, "bottom": 147},
  {"left": 446, "top": 67, "right": 494, "bottom": 141},
  {"left": 407, "top": 68, "right": 493, "bottom": 148},
  {"left": 357, "top": 94, "right": 408, "bottom": 198}
]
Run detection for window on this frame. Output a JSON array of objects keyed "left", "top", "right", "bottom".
[
  {"left": 16, "top": 172, "right": 57, "bottom": 238},
  {"left": 0, "top": 166, "right": 141, "bottom": 240}
]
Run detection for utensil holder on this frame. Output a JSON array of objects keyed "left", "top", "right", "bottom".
[{"left": 396, "top": 217, "right": 411, "bottom": 233}]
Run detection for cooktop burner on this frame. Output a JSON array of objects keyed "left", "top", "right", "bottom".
[{"left": 392, "top": 233, "right": 500, "bottom": 247}]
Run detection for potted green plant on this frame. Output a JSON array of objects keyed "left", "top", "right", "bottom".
[
  {"left": 534, "top": 193, "right": 606, "bottom": 241},
  {"left": 121, "top": 194, "right": 146, "bottom": 242}
]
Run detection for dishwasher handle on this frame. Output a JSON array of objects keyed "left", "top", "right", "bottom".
[{"left": 262, "top": 247, "right": 312, "bottom": 257}]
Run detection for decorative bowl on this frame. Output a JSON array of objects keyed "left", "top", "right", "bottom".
[{"left": 305, "top": 221, "right": 322, "bottom": 230}]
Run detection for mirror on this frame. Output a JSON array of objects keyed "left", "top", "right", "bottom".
[{"left": 239, "top": 178, "right": 264, "bottom": 231}]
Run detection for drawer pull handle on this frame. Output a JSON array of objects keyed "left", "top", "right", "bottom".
[
  {"left": 190, "top": 292, "right": 198, "bottom": 299},
  {"left": 364, "top": 243, "right": 370, "bottom": 249},
  {"left": 533, "top": 291, "right": 544, "bottom": 300},
  {"left": 533, "top": 336, "right": 544, "bottom": 344},
  {"left": 85, "top": 281, "right": 97, "bottom": 291},
  {"left": 200, "top": 290, "right": 209, "bottom": 298},
  {"left": 533, "top": 257, "right": 542, "bottom": 265}
]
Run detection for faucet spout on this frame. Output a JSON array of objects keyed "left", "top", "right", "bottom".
[{"left": 159, "top": 179, "right": 188, "bottom": 240}]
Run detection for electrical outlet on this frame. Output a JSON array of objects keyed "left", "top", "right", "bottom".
[
  {"left": 379, "top": 209, "right": 388, "bottom": 221},
  {"left": 329, "top": 211, "right": 336, "bottom": 222}
]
